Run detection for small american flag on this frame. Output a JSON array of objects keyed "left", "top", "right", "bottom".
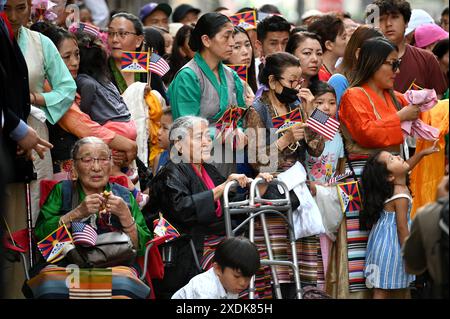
[
  {"left": 78, "top": 22, "right": 100, "bottom": 38},
  {"left": 149, "top": 53, "right": 170, "bottom": 77},
  {"left": 306, "top": 108, "right": 340, "bottom": 140},
  {"left": 327, "top": 170, "right": 354, "bottom": 185},
  {"left": 71, "top": 222, "right": 97, "bottom": 247}
]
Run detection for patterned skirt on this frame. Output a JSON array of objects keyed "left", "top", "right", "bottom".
[
  {"left": 25, "top": 265, "right": 151, "bottom": 299},
  {"left": 253, "top": 216, "right": 325, "bottom": 288}
]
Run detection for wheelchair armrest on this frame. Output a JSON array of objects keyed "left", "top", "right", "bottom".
[{"left": 139, "top": 234, "right": 173, "bottom": 281}]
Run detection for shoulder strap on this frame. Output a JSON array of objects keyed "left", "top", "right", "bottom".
[
  {"left": 111, "top": 183, "right": 132, "bottom": 209},
  {"left": 384, "top": 193, "right": 412, "bottom": 204},
  {"left": 253, "top": 99, "right": 271, "bottom": 128},
  {"left": 61, "top": 180, "right": 78, "bottom": 213},
  {"left": 388, "top": 89, "right": 403, "bottom": 111},
  {"left": 355, "top": 87, "right": 382, "bottom": 120}
]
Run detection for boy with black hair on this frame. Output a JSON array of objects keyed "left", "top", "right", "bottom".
[
  {"left": 259, "top": 4, "right": 281, "bottom": 15},
  {"left": 255, "top": 15, "right": 291, "bottom": 88},
  {"left": 171, "top": 237, "right": 260, "bottom": 299},
  {"left": 256, "top": 15, "right": 291, "bottom": 57},
  {"left": 367, "top": 0, "right": 447, "bottom": 97}
]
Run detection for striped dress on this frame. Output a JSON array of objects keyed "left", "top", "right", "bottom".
[{"left": 363, "top": 194, "right": 415, "bottom": 289}]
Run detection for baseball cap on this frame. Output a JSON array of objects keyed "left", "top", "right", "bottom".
[
  {"left": 404, "top": 9, "right": 434, "bottom": 36},
  {"left": 415, "top": 23, "right": 448, "bottom": 48},
  {"left": 172, "top": 4, "right": 201, "bottom": 23},
  {"left": 139, "top": 2, "right": 172, "bottom": 23}
]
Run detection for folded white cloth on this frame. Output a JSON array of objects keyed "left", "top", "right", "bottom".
[
  {"left": 278, "top": 162, "right": 326, "bottom": 239},
  {"left": 29, "top": 105, "right": 47, "bottom": 123},
  {"left": 314, "top": 185, "right": 343, "bottom": 241}
]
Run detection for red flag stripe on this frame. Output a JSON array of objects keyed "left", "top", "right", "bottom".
[{"left": 307, "top": 119, "right": 338, "bottom": 140}]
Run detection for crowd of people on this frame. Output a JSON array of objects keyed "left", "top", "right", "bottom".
[{"left": 0, "top": 0, "right": 448, "bottom": 300}]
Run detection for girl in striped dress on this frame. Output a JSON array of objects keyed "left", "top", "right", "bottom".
[{"left": 361, "top": 144, "right": 439, "bottom": 299}]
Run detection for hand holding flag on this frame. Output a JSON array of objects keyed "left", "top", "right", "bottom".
[
  {"left": 306, "top": 108, "right": 340, "bottom": 140},
  {"left": 272, "top": 108, "right": 303, "bottom": 134},
  {"left": 37, "top": 224, "right": 73, "bottom": 263}
]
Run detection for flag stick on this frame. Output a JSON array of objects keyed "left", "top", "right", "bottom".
[
  {"left": 407, "top": 78, "right": 417, "bottom": 91},
  {"left": 147, "top": 47, "right": 152, "bottom": 88},
  {"left": 2, "top": 216, "right": 17, "bottom": 247}
]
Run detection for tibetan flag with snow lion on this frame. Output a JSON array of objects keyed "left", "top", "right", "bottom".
[
  {"left": 37, "top": 224, "right": 73, "bottom": 263},
  {"left": 121, "top": 51, "right": 149, "bottom": 73},
  {"left": 337, "top": 181, "right": 363, "bottom": 213},
  {"left": 229, "top": 10, "right": 257, "bottom": 30}
]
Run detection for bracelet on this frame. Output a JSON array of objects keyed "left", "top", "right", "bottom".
[
  {"left": 59, "top": 213, "right": 73, "bottom": 226},
  {"left": 122, "top": 217, "right": 136, "bottom": 229}
]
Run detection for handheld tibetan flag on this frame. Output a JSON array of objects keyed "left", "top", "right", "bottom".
[
  {"left": 272, "top": 108, "right": 303, "bottom": 133},
  {"left": 153, "top": 213, "right": 180, "bottom": 241},
  {"left": 215, "top": 106, "right": 246, "bottom": 132},
  {"left": 149, "top": 52, "right": 170, "bottom": 77},
  {"left": 337, "top": 181, "right": 363, "bottom": 213},
  {"left": 121, "top": 51, "right": 149, "bottom": 73},
  {"left": 306, "top": 108, "right": 340, "bottom": 140},
  {"left": 226, "top": 64, "right": 248, "bottom": 82},
  {"left": 71, "top": 222, "right": 97, "bottom": 247},
  {"left": 37, "top": 224, "right": 73, "bottom": 263},
  {"left": 229, "top": 10, "right": 257, "bottom": 30}
]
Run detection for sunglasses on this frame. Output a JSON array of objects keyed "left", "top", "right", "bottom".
[{"left": 383, "top": 59, "right": 401, "bottom": 72}]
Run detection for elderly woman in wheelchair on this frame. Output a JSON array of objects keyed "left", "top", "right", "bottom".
[{"left": 25, "top": 137, "right": 152, "bottom": 299}]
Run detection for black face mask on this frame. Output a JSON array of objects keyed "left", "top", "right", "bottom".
[{"left": 275, "top": 85, "right": 299, "bottom": 104}]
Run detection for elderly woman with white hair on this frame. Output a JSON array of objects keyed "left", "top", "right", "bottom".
[
  {"left": 28, "top": 137, "right": 152, "bottom": 299},
  {"left": 147, "top": 116, "right": 273, "bottom": 299}
]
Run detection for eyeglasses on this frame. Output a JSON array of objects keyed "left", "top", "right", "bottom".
[
  {"left": 278, "top": 77, "right": 304, "bottom": 89},
  {"left": 383, "top": 59, "right": 401, "bottom": 72},
  {"left": 75, "top": 156, "right": 112, "bottom": 166},
  {"left": 107, "top": 31, "right": 137, "bottom": 39}
]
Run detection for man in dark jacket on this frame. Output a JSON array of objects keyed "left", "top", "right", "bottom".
[
  {"left": 0, "top": 6, "right": 52, "bottom": 298},
  {"left": 403, "top": 175, "right": 449, "bottom": 299}
]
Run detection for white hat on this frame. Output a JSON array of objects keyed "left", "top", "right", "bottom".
[
  {"left": 405, "top": 9, "right": 435, "bottom": 36},
  {"left": 169, "top": 23, "right": 184, "bottom": 38},
  {"left": 301, "top": 9, "right": 324, "bottom": 21}
]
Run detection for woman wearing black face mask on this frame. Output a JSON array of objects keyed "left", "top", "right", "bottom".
[
  {"left": 246, "top": 52, "right": 323, "bottom": 172},
  {"left": 244, "top": 52, "right": 325, "bottom": 297}
]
